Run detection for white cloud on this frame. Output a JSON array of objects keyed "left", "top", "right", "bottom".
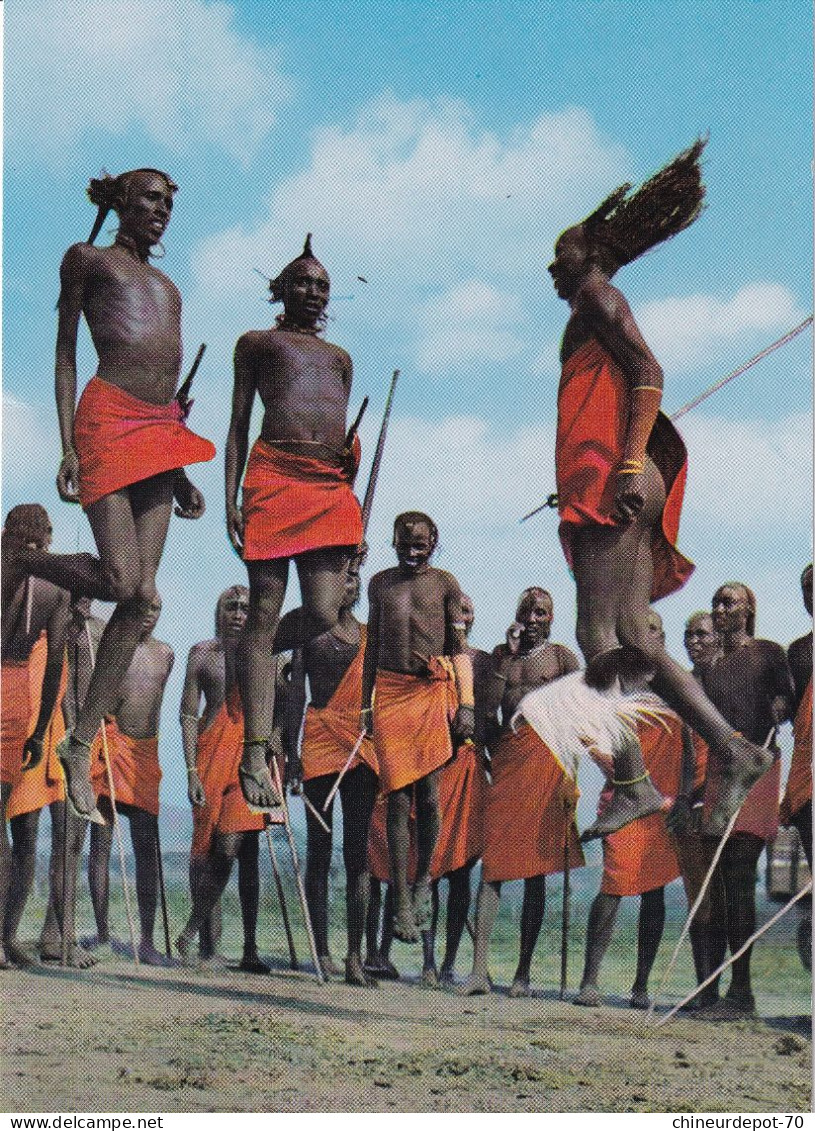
[
  {"left": 6, "top": 0, "right": 288, "bottom": 167},
  {"left": 635, "top": 283, "right": 805, "bottom": 372},
  {"left": 417, "top": 281, "right": 525, "bottom": 372}
]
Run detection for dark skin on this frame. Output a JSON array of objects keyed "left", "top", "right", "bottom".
[
  {"left": 226, "top": 259, "right": 356, "bottom": 810},
  {"left": 176, "top": 589, "right": 270, "bottom": 972},
  {"left": 548, "top": 225, "right": 773, "bottom": 836},
  {"left": 362, "top": 521, "right": 474, "bottom": 944},
  {"left": 697, "top": 584, "right": 795, "bottom": 1015},
  {"left": 5, "top": 172, "right": 204, "bottom": 822},
  {"left": 85, "top": 599, "right": 175, "bottom": 966},
  {"left": 462, "top": 593, "right": 579, "bottom": 997},
  {"left": 782, "top": 566, "right": 812, "bottom": 869},
  {"left": 1, "top": 518, "right": 72, "bottom": 968}
]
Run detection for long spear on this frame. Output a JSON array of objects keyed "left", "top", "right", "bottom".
[
  {"left": 361, "top": 369, "right": 400, "bottom": 534},
  {"left": 520, "top": 318, "right": 813, "bottom": 523}
]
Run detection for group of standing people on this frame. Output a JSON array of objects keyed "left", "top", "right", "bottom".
[{"left": 1, "top": 143, "right": 810, "bottom": 1017}]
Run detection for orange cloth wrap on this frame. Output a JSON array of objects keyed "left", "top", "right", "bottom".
[
  {"left": 785, "top": 679, "right": 813, "bottom": 817},
  {"left": 241, "top": 439, "right": 363, "bottom": 561},
  {"left": 431, "top": 742, "right": 486, "bottom": 878},
  {"left": 690, "top": 731, "right": 709, "bottom": 795},
  {"left": 190, "top": 701, "right": 264, "bottom": 858},
  {"left": 301, "top": 627, "right": 377, "bottom": 781},
  {"left": 373, "top": 660, "right": 457, "bottom": 794},
  {"left": 74, "top": 376, "right": 215, "bottom": 509},
  {"left": 556, "top": 338, "right": 694, "bottom": 601},
  {"left": 481, "top": 723, "right": 584, "bottom": 883},
  {"left": 90, "top": 720, "right": 161, "bottom": 816},
  {"left": 3, "top": 637, "right": 67, "bottom": 816},
  {"left": 600, "top": 714, "right": 684, "bottom": 896}
]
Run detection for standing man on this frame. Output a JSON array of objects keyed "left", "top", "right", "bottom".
[
  {"left": 85, "top": 595, "right": 174, "bottom": 966},
  {"left": 548, "top": 141, "right": 772, "bottom": 838},
  {"left": 361, "top": 513, "right": 474, "bottom": 944},
  {"left": 462, "top": 588, "right": 581, "bottom": 997},
  {"left": 699, "top": 583, "right": 795, "bottom": 1016},
  {"left": 287, "top": 562, "right": 380, "bottom": 986},
  {"left": 225, "top": 236, "right": 363, "bottom": 814},
  {"left": 4, "top": 170, "right": 214, "bottom": 822},
  {"left": 1, "top": 506, "right": 73, "bottom": 966}
]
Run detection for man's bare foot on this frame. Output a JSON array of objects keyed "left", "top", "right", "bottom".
[
  {"left": 392, "top": 903, "right": 420, "bottom": 943},
  {"left": 317, "top": 952, "right": 342, "bottom": 978},
  {"left": 458, "top": 972, "right": 491, "bottom": 996},
  {"left": 693, "top": 990, "right": 757, "bottom": 1021},
  {"left": 176, "top": 931, "right": 199, "bottom": 966},
  {"left": 346, "top": 954, "right": 378, "bottom": 987},
  {"left": 57, "top": 736, "right": 105, "bottom": 824},
  {"left": 365, "top": 953, "right": 400, "bottom": 980},
  {"left": 5, "top": 940, "right": 34, "bottom": 967},
  {"left": 238, "top": 742, "right": 281, "bottom": 812},
  {"left": 438, "top": 964, "right": 455, "bottom": 986},
  {"left": 238, "top": 951, "right": 270, "bottom": 974},
  {"left": 573, "top": 983, "right": 602, "bottom": 1006},
  {"left": 630, "top": 989, "right": 650, "bottom": 1010},
  {"left": 421, "top": 965, "right": 439, "bottom": 988},
  {"left": 40, "top": 942, "right": 97, "bottom": 969},
  {"left": 412, "top": 877, "right": 433, "bottom": 931},
  {"left": 580, "top": 776, "right": 664, "bottom": 841},
  {"left": 706, "top": 734, "right": 774, "bottom": 837},
  {"left": 138, "top": 940, "right": 176, "bottom": 967},
  {"left": 508, "top": 977, "right": 531, "bottom": 999}
]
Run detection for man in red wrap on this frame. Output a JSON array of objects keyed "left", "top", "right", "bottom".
[
  {"left": 1, "top": 505, "right": 75, "bottom": 967},
  {"left": 548, "top": 140, "right": 772, "bottom": 839},
  {"left": 3, "top": 170, "right": 214, "bottom": 824},
  {"left": 176, "top": 588, "right": 278, "bottom": 973},
  {"left": 574, "top": 611, "right": 696, "bottom": 1009},
  {"left": 697, "top": 583, "right": 795, "bottom": 1017},
  {"left": 226, "top": 236, "right": 363, "bottom": 815},
  {"left": 462, "top": 587, "right": 582, "bottom": 997},
  {"left": 361, "top": 513, "right": 474, "bottom": 944},
  {"left": 81, "top": 595, "right": 174, "bottom": 966},
  {"left": 288, "top": 560, "right": 380, "bottom": 985}
]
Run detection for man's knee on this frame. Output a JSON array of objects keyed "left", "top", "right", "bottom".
[{"left": 102, "top": 558, "right": 141, "bottom": 603}]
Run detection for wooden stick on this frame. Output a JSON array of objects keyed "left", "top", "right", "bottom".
[
  {"left": 264, "top": 825, "right": 299, "bottom": 971},
  {"left": 322, "top": 730, "right": 366, "bottom": 812},
  {"left": 301, "top": 791, "right": 331, "bottom": 833},
  {"left": 270, "top": 757, "right": 324, "bottom": 983},
  {"left": 655, "top": 882, "right": 812, "bottom": 1027},
  {"left": 154, "top": 824, "right": 172, "bottom": 959}
]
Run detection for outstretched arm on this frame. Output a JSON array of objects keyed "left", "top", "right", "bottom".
[
  {"left": 445, "top": 582, "right": 475, "bottom": 742},
  {"left": 224, "top": 336, "right": 257, "bottom": 554},
  {"left": 55, "top": 245, "right": 90, "bottom": 504},
  {"left": 24, "top": 591, "right": 71, "bottom": 770},
  {"left": 179, "top": 647, "right": 206, "bottom": 807}
]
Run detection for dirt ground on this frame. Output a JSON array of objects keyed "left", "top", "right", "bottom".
[{"left": 2, "top": 958, "right": 810, "bottom": 1114}]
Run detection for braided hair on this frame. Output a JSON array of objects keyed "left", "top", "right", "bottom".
[{"left": 86, "top": 168, "right": 178, "bottom": 245}]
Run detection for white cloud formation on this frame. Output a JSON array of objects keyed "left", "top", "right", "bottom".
[
  {"left": 635, "top": 283, "right": 806, "bottom": 372},
  {"left": 416, "top": 280, "right": 525, "bottom": 372},
  {"left": 6, "top": 0, "right": 288, "bottom": 167}
]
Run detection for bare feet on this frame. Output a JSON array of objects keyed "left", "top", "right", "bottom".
[
  {"left": 693, "top": 990, "right": 757, "bottom": 1021},
  {"left": 238, "top": 742, "right": 281, "bottom": 812},
  {"left": 39, "top": 942, "right": 97, "bottom": 969},
  {"left": 392, "top": 902, "right": 420, "bottom": 943},
  {"left": 508, "top": 977, "right": 531, "bottom": 999},
  {"left": 138, "top": 940, "right": 177, "bottom": 967},
  {"left": 365, "top": 953, "right": 400, "bottom": 980},
  {"left": 5, "top": 940, "right": 34, "bottom": 967},
  {"left": 57, "top": 736, "right": 105, "bottom": 824},
  {"left": 580, "top": 776, "right": 664, "bottom": 842},
  {"left": 705, "top": 733, "right": 774, "bottom": 837},
  {"left": 438, "top": 964, "right": 455, "bottom": 986},
  {"left": 458, "top": 973, "right": 491, "bottom": 996},
  {"left": 412, "top": 877, "right": 433, "bottom": 931},
  {"left": 176, "top": 930, "right": 198, "bottom": 966},
  {"left": 346, "top": 954, "right": 378, "bottom": 987},
  {"left": 573, "top": 983, "right": 602, "bottom": 1006},
  {"left": 317, "top": 952, "right": 342, "bottom": 978},
  {"left": 630, "top": 989, "right": 651, "bottom": 1010},
  {"left": 421, "top": 965, "right": 439, "bottom": 988}
]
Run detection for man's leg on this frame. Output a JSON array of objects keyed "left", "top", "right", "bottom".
[
  {"left": 61, "top": 476, "right": 175, "bottom": 819},
  {"left": 440, "top": 863, "right": 474, "bottom": 983},
  {"left": 631, "top": 887, "right": 666, "bottom": 1008},
  {"left": 717, "top": 832, "right": 764, "bottom": 1013},
  {"left": 340, "top": 764, "right": 378, "bottom": 986},
  {"left": 237, "top": 832, "right": 269, "bottom": 973},
  {"left": 387, "top": 786, "right": 419, "bottom": 943},
  {"left": 39, "top": 801, "right": 95, "bottom": 967},
  {"left": 177, "top": 833, "right": 240, "bottom": 962},
  {"left": 420, "top": 883, "right": 441, "bottom": 986},
  {"left": 4, "top": 809, "right": 41, "bottom": 965},
  {"left": 88, "top": 819, "right": 114, "bottom": 944},
  {"left": 460, "top": 879, "right": 501, "bottom": 996},
  {"left": 790, "top": 801, "right": 812, "bottom": 972},
  {"left": 273, "top": 547, "right": 351, "bottom": 653},
  {"left": 129, "top": 808, "right": 171, "bottom": 966},
  {"left": 574, "top": 892, "right": 621, "bottom": 1005},
  {"left": 413, "top": 770, "right": 442, "bottom": 933},
  {"left": 0, "top": 786, "right": 14, "bottom": 967},
  {"left": 511, "top": 874, "right": 546, "bottom": 997},
  {"left": 302, "top": 774, "right": 338, "bottom": 974}
]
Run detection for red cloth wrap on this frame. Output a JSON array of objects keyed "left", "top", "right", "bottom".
[
  {"left": 90, "top": 720, "right": 162, "bottom": 816},
  {"left": 301, "top": 627, "right": 377, "bottom": 781},
  {"left": 241, "top": 439, "right": 363, "bottom": 561},
  {"left": 784, "top": 679, "right": 813, "bottom": 817},
  {"left": 431, "top": 742, "right": 487, "bottom": 878},
  {"left": 373, "top": 660, "right": 456, "bottom": 794},
  {"left": 556, "top": 338, "right": 694, "bottom": 601},
  {"left": 74, "top": 376, "right": 215, "bottom": 509},
  {"left": 600, "top": 714, "right": 683, "bottom": 896},
  {"left": 3, "top": 636, "right": 67, "bottom": 816},
  {"left": 481, "top": 723, "right": 584, "bottom": 883},
  {"left": 190, "top": 698, "right": 264, "bottom": 858}
]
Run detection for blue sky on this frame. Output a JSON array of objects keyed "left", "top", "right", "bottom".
[{"left": 3, "top": 1, "right": 812, "bottom": 811}]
